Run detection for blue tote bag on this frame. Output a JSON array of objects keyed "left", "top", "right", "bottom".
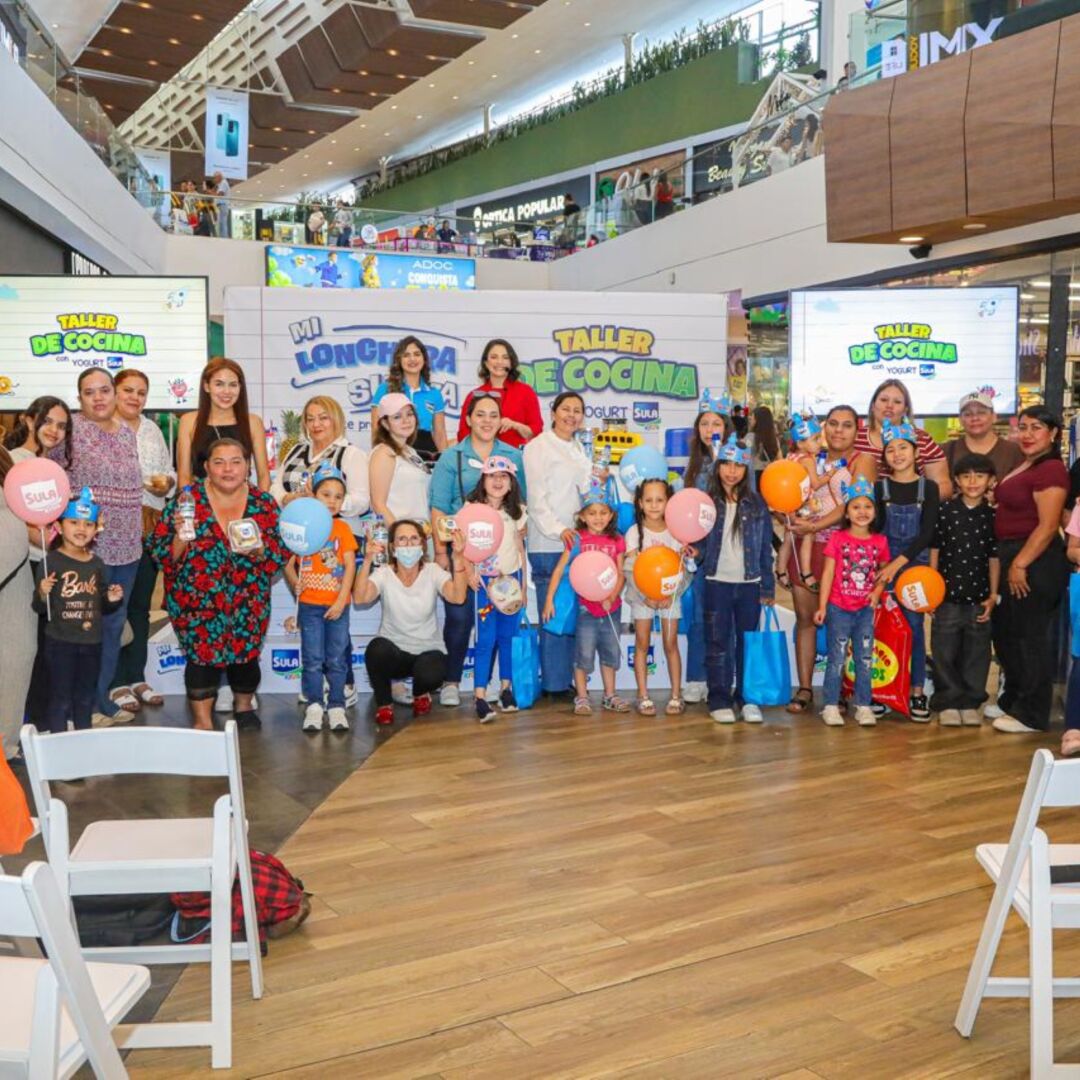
[
  {"left": 547, "top": 540, "right": 580, "bottom": 637},
  {"left": 1070, "top": 574, "right": 1080, "bottom": 658},
  {"left": 743, "top": 606, "right": 791, "bottom": 706},
  {"left": 511, "top": 614, "right": 541, "bottom": 708}
]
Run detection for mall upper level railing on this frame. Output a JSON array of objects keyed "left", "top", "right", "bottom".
[{"left": 0, "top": 0, "right": 154, "bottom": 199}]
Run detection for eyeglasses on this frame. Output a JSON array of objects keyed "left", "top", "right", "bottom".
[{"left": 393, "top": 534, "right": 423, "bottom": 546}]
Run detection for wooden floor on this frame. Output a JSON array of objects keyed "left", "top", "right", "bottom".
[{"left": 128, "top": 701, "right": 1080, "bottom": 1079}]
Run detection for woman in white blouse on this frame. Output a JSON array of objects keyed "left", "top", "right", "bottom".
[
  {"left": 368, "top": 392, "right": 432, "bottom": 525},
  {"left": 522, "top": 391, "right": 592, "bottom": 696},
  {"left": 110, "top": 368, "right": 176, "bottom": 710}
]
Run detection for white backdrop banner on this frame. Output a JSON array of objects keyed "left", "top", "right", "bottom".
[
  {"left": 204, "top": 86, "right": 249, "bottom": 181},
  {"left": 222, "top": 286, "right": 729, "bottom": 691}
]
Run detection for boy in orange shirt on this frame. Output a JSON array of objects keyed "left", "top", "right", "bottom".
[{"left": 285, "top": 462, "right": 357, "bottom": 731}]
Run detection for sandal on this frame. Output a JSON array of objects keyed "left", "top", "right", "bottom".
[
  {"left": 573, "top": 696, "right": 593, "bottom": 715},
  {"left": 602, "top": 694, "right": 630, "bottom": 713},
  {"left": 786, "top": 687, "right": 813, "bottom": 714},
  {"left": 109, "top": 687, "right": 140, "bottom": 713},
  {"left": 132, "top": 682, "right": 165, "bottom": 707},
  {"left": 1062, "top": 730, "right": 1080, "bottom": 757},
  {"left": 776, "top": 568, "right": 792, "bottom": 590},
  {"left": 637, "top": 697, "right": 657, "bottom": 716},
  {"left": 799, "top": 573, "right": 820, "bottom": 593},
  {"left": 666, "top": 697, "right": 686, "bottom": 715}
]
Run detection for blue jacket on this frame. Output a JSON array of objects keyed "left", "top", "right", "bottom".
[
  {"left": 429, "top": 437, "right": 526, "bottom": 515},
  {"left": 702, "top": 491, "right": 775, "bottom": 598}
]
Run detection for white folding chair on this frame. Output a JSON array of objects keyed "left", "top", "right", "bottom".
[
  {"left": 956, "top": 749, "right": 1080, "bottom": 1043},
  {"left": 19, "top": 722, "right": 263, "bottom": 1069},
  {"left": 0, "top": 861, "right": 149, "bottom": 1079}
]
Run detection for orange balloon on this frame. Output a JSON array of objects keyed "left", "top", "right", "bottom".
[
  {"left": 759, "top": 459, "right": 810, "bottom": 514},
  {"left": 633, "top": 545, "right": 684, "bottom": 602},
  {"left": 896, "top": 565, "right": 946, "bottom": 613}
]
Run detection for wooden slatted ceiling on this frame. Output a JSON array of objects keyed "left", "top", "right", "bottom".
[{"left": 410, "top": 0, "right": 545, "bottom": 31}]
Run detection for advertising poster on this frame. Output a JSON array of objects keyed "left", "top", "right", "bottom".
[
  {"left": 789, "top": 287, "right": 1018, "bottom": 416},
  {"left": 224, "top": 286, "right": 728, "bottom": 691},
  {"left": 266, "top": 245, "right": 476, "bottom": 291},
  {"left": 133, "top": 146, "right": 172, "bottom": 194},
  {"left": 204, "top": 86, "right": 249, "bottom": 181},
  {"left": 0, "top": 276, "right": 209, "bottom": 410}
]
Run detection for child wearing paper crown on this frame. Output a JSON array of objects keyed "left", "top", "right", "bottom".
[
  {"left": 873, "top": 418, "right": 940, "bottom": 721},
  {"left": 283, "top": 462, "right": 357, "bottom": 733},
  {"left": 464, "top": 455, "right": 528, "bottom": 723},
  {"left": 542, "top": 474, "right": 628, "bottom": 715},
  {"left": 33, "top": 487, "right": 124, "bottom": 733},
  {"left": 813, "top": 476, "right": 889, "bottom": 727},
  {"left": 703, "top": 435, "right": 775, "bottom": 725}
]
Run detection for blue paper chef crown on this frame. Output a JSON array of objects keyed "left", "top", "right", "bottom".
[
  {"left": 842, "top": 475, "right": 875, "bottom": 504},
  {"left": 582, "top": 474, "right": 618, "bottom": 509},
  {"left": 791, "top": 414, "right": 822, "bottom": 443},
  {"left": 699, "top": 388, "right": 733, "bottom": 415},
  {"left": 61, "top": 486, "right": 100, "bottom": 524},
  {"left": 311, "top": 461, "right": 345, "bottom": 492},
  {"left": 881, "top": 417, "right": 917, "bottom": 446},
  {"left": 712, "top": 434, "right": 751, "bottom": 466}
]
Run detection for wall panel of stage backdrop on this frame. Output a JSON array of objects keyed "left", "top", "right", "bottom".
[
  {"left": 789, "top": 286, "right": 1019, "bottom": 417},
  {"left": 213, "top": 285, "right": 729, "bottom": 692}
]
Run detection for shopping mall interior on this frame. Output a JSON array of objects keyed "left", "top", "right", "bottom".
[{"left": 4, "top": 0, "right": 1080, "bottom": 1076}]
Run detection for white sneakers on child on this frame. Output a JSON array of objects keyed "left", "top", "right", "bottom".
[
  {"left": 215, "top": 687, "right": 259, "bottom": 713},
  {"left": 821, "top": 705, "right": 844, "bottom": 726},
  {"left": 984, "top": 700, "right": 1004, "bottom": 719},
  {"left": 710, "top": 708, "right": 736, "bottom": 724},
  {"left": 961, "top": 709, "right": 982, "bottom": 726},
  {"left": 939, "top": 709, "right": 962, "bottom": 727},
  {"left": 302, "top": 704, "right": 324, "bottom": 731},
  {"left": 683, "top": 682, "right": 708, "bottom": 704},
  {"left": 741, "top": 704, "right": 763, "bottom": 724},
  {"left": 439, "top": 684, "right": 461, "bottom": 707},
  {"left": 854, "top": 706, "right": 877, "bottom": 726},
  {"left": 328, "top": 707, "right": 349, "bottom": 731}
]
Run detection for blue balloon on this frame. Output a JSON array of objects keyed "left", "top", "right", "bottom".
[
  {"left": 279, "top": 497, "right": 333, "bottom": 556},
  {"left": 619, "top": 446, "right": 668, "bottom": 492},
  {"left": 617, "top": 502, "right": 636, "bottom": 534}
]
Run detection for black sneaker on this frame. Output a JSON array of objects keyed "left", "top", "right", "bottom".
[
  {"left": 499, "top": 687, "right": 518, "bottom": 713},
  {"left": 910, "top": 694, "right": 931, "bottom": 722},
  {"left": 475, "top": 698, "right": 495, "bottom": 724},
  {"left": 871, "top": 702, "right": 887, "bottom": 717},
  {"left": 235, "top": 709, "right": 262, "bottom": 731}
]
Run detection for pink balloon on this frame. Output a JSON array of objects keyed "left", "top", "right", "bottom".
[
  {"left": 569, "top": 550, "right": 619, "bottom": 603},
  {"left": 3, "top": 457, "right": 71, "bottom": 527},
  {"left": 454, "top": 503, "right": 506, "bottom": 564},
  {"left": 664, "top": 487, "right": 716, "bottom": 544}
]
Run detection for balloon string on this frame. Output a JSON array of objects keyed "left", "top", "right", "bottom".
[
  {"left": 40, "top": 527, "right": 50, "bottom": 621},
  {"left": 664, "top": 552, "right": 686, "bottom": 625}
]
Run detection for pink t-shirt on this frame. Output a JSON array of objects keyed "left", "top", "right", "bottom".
[
  {"left": 577, "top": 529, "right": 626, "bottom": 617},
  {"left": 823, "top": 529, "right": 890, "bottom": 612}
]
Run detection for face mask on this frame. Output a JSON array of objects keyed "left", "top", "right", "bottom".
[{"left": 394, "top": 546, "right": 423, "bottom": 568}]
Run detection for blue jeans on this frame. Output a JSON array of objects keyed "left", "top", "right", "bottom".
[
  {"left": 574, "top": 610, "right": 621, "bottom": 673},
  {"left": 97, "top": 559, "right": 140, "bottom": 717},
  {"left": 299, "top": 601, "right": 351, "bottom": 708},
  {"left": 704, "top": 580, "right": 761, "bottom": 710},
  {"left": 685, "top": 568, "right": 706, "bottom": 684},
  {"left": 474, "top": 576, "right": 520, "bottom": 688},
  {"left": 823, "top": 603, "right": 874, "bottom": 707},
  {"left": 530, "top": 551, "right": 576, "bottom": 692},
  {"left": 442, "top": 586, "right": 476, "bottom": 683},
  {"left": 1067, "top": 658, "right": 1080, "bottom": 732}
]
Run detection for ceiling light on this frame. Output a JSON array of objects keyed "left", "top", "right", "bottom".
[
  {"left": 303, "top": 154, "right": 309, "bottom": 159},
  {"left": 330, "top": 139, "right": 336, "bottom": 144},
  {"left": 147, "top": 59, "right": 158, "bottom": 66},
  {"left": 302, "top": 173, "right": 308, "bottom": 178},
  {"left": 491, "top": 73, "right": 498, "bottom": 78},
  {"left": 467, "top": 60, "right": 474, "bottom": 65},
  {"left": 416, "top": 114, "right": 423, "bottom": 119},
  {"left": 1021, "top": 293, "right": 1036, "bottom": 300},
  {"left": 425, "top": 54, "right": 438, "bottom": 60},
  {"left": 511, "top": 33, "right": 518, "bottom": 38},
  {"left": 428, "top": 82, "right": 435, "bottom": 87},
  {"left": 100, "top": 49, "right": 112, "bottom": 56},
  {"left": 1031, "top": 280, "right": 1051, "bottom": 288},
  {"left": 369, "top": 92, "right": 378, "bottom": 97},
  {"left": 359, "top": 123, "right": 366, "bottom": 128},
  {"left": 452, "top": 94, "right": 459, "bottom": 100},
  {"left": 332, "top": 88, "right": 341, "bottom": 94},
  {"left": 50, "top": 22, "right": 58, "bottom": 28},
  {"left": 191, "top": 12, "right": 203, "bottom": 20},
  {"left": 326, "top": 161, "right": 333, "bottom": 165},
  {"left": 387, "top": 48, "right": 398, "bottom": 56},
  {"left": 534, "top": 48, "right": 541, "bottom": 53},
  {"left": 118, "top": 27, "right": 132, "bottom": 35},
  {"left": 396, "top": 73, "right": 407, "bottom": 79},
  {"left": 383, "top": 131, "right": 391, "bottom": 136},
  {"left": 168, "top": 37, "right": 180, "bottom": 45},
  {"left": 963, "top": 222, "right": 987, "bottom": 230},
  {"left": 273, "top": 126, "right": 282, "bottom": 131},
  {"left": 359, "top": 69, "right": 369, "bottom": 76},
  {"left": 391, "top": 104, "right": 398, "bottom": 109},
  {"left": 584, "top": 20, "right": 591, "bottom": 26},
  {"left": 898, "top": 235, "right": 923, "bottom": 242}
]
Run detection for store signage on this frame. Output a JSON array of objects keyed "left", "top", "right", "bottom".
[
  {"left": 881, "top": 38, "right": 907, "bottom": 78},
  {"left": 458, "top": 175, "right": 590, "bottom": 231},
  {"left": 0, "top": 9, "right": 23, "bottom": 65},
  {"left": 691, "top": 139, "right": 735, "bottom": 199},
  {"left": 910, "top": 17, "right": 1002, "bottom": 67}
]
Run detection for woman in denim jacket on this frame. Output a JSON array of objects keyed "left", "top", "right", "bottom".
[{"left": 703, "top": 436, "right": 776, "bottom": 724}]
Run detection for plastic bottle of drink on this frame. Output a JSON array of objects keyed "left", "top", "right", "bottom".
[
  {"left": 371, "top": 514, "right": 388, "bottom": 567},
  {"left": 177, "top": 486, "right": 196, "bottom": 542},
  {"left": 593, "top": 441, "right": 611, "bottom": 480},
  {"left": 577, "top": 428, "right": 594, "bottom": 460}
]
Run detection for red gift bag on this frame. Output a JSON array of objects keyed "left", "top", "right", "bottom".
[
  {"left": 841, "top": 594, "right": 913, "bottom": 716},
  {"left": 0, "top": 754, "right": 34, "bottom": 856}
]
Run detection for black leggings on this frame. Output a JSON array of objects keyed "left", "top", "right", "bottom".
[
  {"left": 364, "top": 637, "right": 446, "bottom": 707},
  {"left": 184, "top": 658, "right": 261, "bottom": 701}
]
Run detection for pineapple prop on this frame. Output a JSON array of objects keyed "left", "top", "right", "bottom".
[{"left": 279, "top": 410, "right": 303, "bottom": 459}]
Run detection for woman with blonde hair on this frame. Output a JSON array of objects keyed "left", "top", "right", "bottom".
[{"left": 176, "top": 356, "right": 271, "bottom": 490}]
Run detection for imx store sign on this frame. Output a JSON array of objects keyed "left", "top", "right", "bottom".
[
  {"left": 910, "top": 15, "right": 1002, "bottom": 66},
  {"left": 457, "top": 175, "right": 591, "bottom": 231}
]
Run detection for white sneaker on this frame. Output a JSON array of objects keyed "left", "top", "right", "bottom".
[
  {"left": 984, "top": 701, "right": 1004, "bottom": 719},
  {"left": 710, "top": 708, "right": 736, "bottom": 724},
  {"left": 297, "top": 690, "right": 309, "bottom": 707},
  {"left": 91, "top": 712, "right": 115, "bottom": 728},
  {"left": 215, "top": 685, "right": 233, "bottom": 712},
  {"left": 854, "top": 706, "right": 877, "bottom": 726},
  {"left": 302, "top": 704, "right": 324, "bottom": 732},
  {"left": 391, "top": 681, "right": 414, "bottom": 705},
  {"left": 939, "top": 709, "right": 962, "bottom": 727},
  {"left": 682, "top": 681, "right": 707, "bottom": 704},
  {"left": 345, "top": 686, "right": 359, "bottom": 709},
  {"left": 961, "top": 709, "right": 982, "bottom": 726},
  {"left": 992, "top": 715, "right": 1040, "bottom": 734},
  {"left": 741, "top": 704, "right": 764, "bottom": 724},
  {"left": 821, "top": 705, "right": 844, "bottom": 726},
  {"left": 439, "top": 684, "right": 461, "bottom": 707},
  {"left": 327, "top": 707, "right": 349, "bottom": 731}
]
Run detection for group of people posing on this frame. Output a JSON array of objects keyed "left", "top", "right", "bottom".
[{"left": 0, "top": 338, "right": 1072, "bottom": 760}]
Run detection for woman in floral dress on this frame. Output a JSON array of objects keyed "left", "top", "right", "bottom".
[{"left": 151, "top": 437, "right": 287, "bottom": 730}]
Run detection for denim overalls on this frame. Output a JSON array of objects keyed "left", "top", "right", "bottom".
[{"left": 881, "top": 477, "right": 928, "bottom": 688}]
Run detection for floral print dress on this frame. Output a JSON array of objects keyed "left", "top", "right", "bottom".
[{"left": 150, "top": 481, "right": 287, "bottom": 667}]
